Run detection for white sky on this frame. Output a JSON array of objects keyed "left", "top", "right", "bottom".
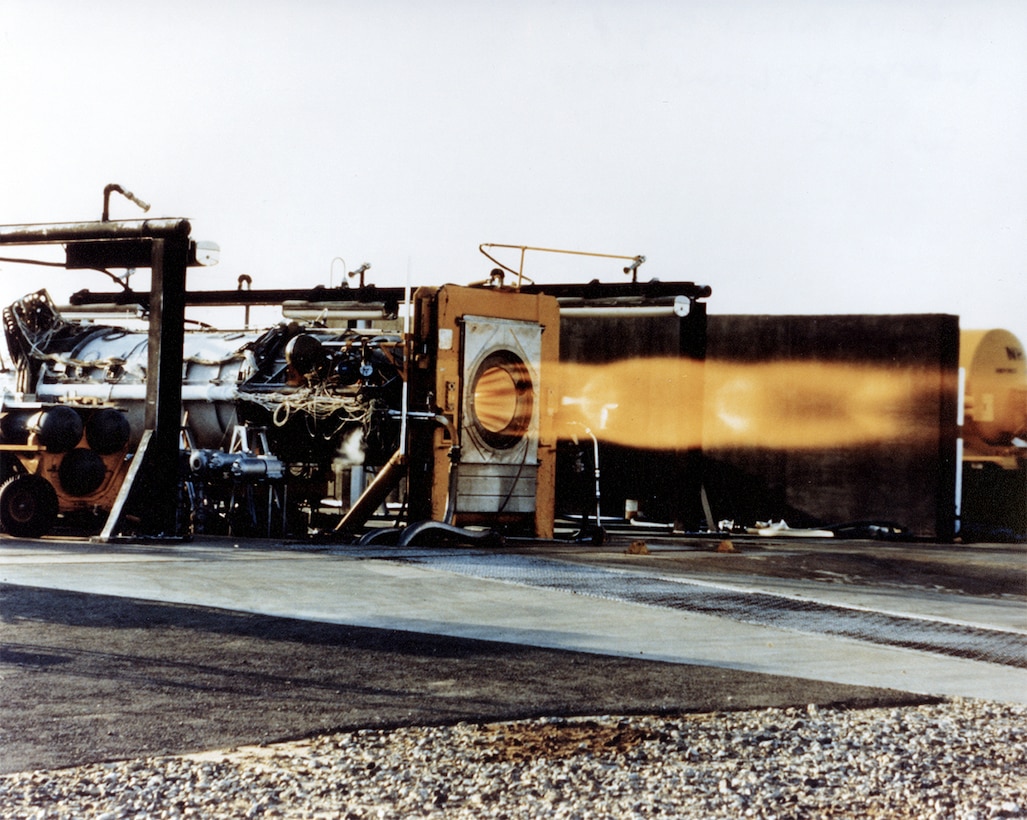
[{"left": 1, "top": 0, "right": 1025, "bottom": 348}]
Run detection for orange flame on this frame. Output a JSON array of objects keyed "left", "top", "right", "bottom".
[
  {"left": 473, "top": 365, "right": 521, "bottom": 432},
  {"left": 552, "top": 357, "right": 943, "bottom": 450}
]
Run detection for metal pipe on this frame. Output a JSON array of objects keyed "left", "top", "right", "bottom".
[
  {"left": 390, "top": 410, "right": 461, "bottom": 523},
  {"left": 237, "top": 274, "right": 252, "bottom": 328},
  {"left": 281, "top": 308, "right": 388, "bottom": 322},
  {"left": 399, "top": 268, "right": 412, "bottom": 457},
  {"left": 559, "top": 295, "right": 692, "bottom": 318},
  {"left": 329, "top": 257, "right": 346, "bottom": 289},
  {"left": 0, "top": 218, "right": 191, "bottom": 245},
  {"left": 349, "top": 262, "right": 371, "bottom": 288},
  {"left": 38, "top": 383, "right": 239, "bottom": 404},
  {"left": 559, "top": 305, "right": 678, "bottom": 318},
  {"left": 585, "top": 426, "right": 602, "bottom": 529},
  {"left": 566, "top": 421, "right": 602, "bottom": 529},
  {"left": 68, "top": 280, "right": 712, "bottom": 308},
  {"left": 55, "top": 304, "right": 147, "bottom": 319},
  {"left": 102, "top": 184, "right": 151, "bottom": 222},
  {"left": 444, "top": 446, "right": 461, "bottom": 525}
]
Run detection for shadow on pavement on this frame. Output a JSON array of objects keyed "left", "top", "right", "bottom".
[{"left": 0, "top": 583, "right": 934, "bottom": 773}]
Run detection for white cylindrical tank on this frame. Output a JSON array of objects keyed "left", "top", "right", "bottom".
[{"left": 960, "top": 329, "right": 1027, "bottom": 456}]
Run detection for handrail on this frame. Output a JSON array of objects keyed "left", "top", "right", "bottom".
[{"left": 478, "top": 243, "right": 646, "bottom": 287}]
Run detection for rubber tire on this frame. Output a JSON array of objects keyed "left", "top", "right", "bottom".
[{"left": 0, "top": 475, "right": 59, "bottom": 538}]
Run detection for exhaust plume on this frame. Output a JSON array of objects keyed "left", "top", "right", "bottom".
[{"left": 552, "top": 357, "right": 945, "bottom": 450}]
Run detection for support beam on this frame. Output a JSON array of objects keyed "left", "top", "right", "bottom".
[{"left": 144, "top": 236, "right": 190, "bottom": 535}]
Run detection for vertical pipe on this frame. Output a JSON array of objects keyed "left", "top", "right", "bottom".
[
  {"left": 399, "top": 260, "right": 412, "bottom": 457},
  {"left": 587, "top": 426, "right": 602, "bottom": 528},
  {"left": 955, "top": 366, "right": 966, "bottom": 534},
  {"left": 349, "top": 318, "right": 369, "bottom": 507},
  {"left": 936, "top": 317, "right": 961, "bottom": 541},
  {"left": 678, "top": 297, "right": 708, "bottom": 531}
]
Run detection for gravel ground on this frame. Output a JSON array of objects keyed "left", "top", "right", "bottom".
[{"left": 2, "top": 698, "right": 1024, "bottom": 819}]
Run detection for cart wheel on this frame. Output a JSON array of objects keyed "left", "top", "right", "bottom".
[{"left": 0, "top": 475, "right": 59, "bottom": 538}]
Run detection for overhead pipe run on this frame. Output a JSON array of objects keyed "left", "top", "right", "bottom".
[
  {"left": 0, "top": 217, "right": 192, "bottom": 245},
  {"left": 281, "top": 306, "right": 392, "bottom": 322},
  {"left": 559, "top": 295, "right": 693, "bottom": 318},
  {"left": 68, "top": 280, "right": 711, "bottom": 311}
]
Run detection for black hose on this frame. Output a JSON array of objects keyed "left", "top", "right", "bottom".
[{"left": 396, "top": 520, "right": 504, "bottom": 548}]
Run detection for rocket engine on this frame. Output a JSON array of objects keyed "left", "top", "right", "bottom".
[{"left": 1, "top": 284, "right": 559, "bottom": 540}]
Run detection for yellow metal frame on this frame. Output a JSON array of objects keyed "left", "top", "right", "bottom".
[
  {"left": 1, "top": 441, "right": 130, "bottom": 517},
  {"left": 413, "top": 284, "right": 560, "bottom": 538}
]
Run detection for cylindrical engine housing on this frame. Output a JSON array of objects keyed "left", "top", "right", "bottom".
[{"left": 34, "top": 328, "right": 258, "bottom": 449}]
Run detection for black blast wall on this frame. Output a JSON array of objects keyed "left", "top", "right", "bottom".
[
  {"left": 703, "top": 314, "right": 960, "bottom": 540},
  {"left": 557, "top": 304, "right": 707, "bottom": 529}
]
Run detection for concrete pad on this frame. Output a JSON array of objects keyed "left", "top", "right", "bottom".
[{"left": 1, "top": 538, "right": 1024, "bottom": 704}]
